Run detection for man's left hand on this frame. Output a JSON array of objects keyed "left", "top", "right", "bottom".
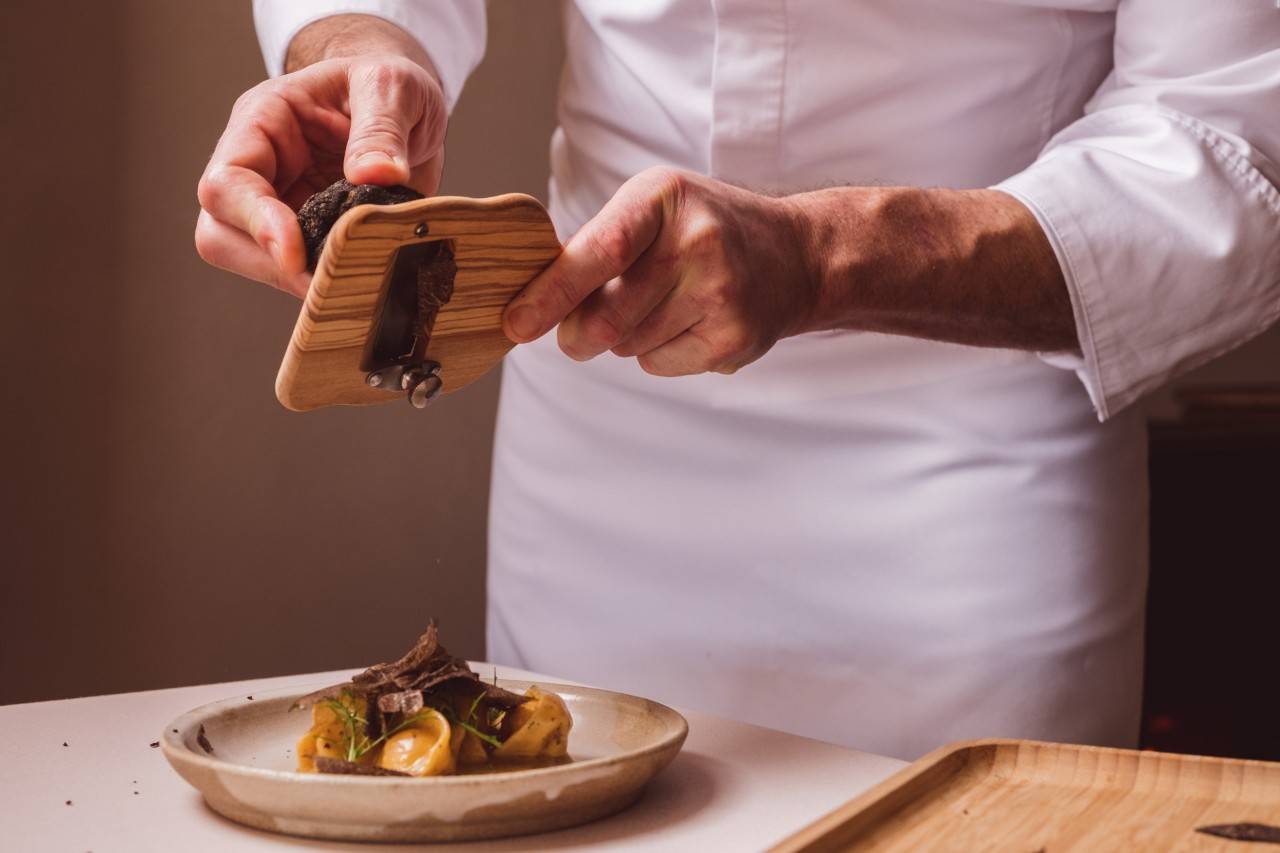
[{"left": 501, "top": 168, "right": 818, "bottom": 376}]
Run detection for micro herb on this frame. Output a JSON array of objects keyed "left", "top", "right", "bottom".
[
  {"left": 322, "top": 695, "right": 443, "bottom": 762},
  {"left": 320, "top": 694, "right": 363, "bottom": 761},
  {"left": 465, "top": 691, "right": 486, "bottom": 727},
  {"left": 430, "top": 700, "right": 503, "bottom": 749}
]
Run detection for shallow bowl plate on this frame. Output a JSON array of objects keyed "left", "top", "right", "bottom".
[{"left": 161, "top": 676, "right": 688, "bottom": 843}]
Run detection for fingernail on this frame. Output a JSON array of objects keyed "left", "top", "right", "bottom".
[
  {"left": 506, "top": 305, "right": 540, "bottom": 341},
  {"left": 355, "top": 151, "right": 409, "bottom": 176}
]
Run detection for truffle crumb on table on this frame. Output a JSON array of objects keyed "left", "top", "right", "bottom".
[{"left": 297, "top": 179, "right": 424, "bottom": 271}]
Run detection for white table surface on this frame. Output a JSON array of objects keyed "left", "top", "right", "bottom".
[{"left": 0, "top": 666, "right": 906, "bottom": 853}]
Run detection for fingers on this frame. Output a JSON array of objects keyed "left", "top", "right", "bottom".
[
  {"left": 635, "top": 328, "right": 718, "bottom": 377},
  {"left": 636, "top": 325, "right": 749, "bottom": 377},
  {"left": 344, "top": 60, "right": 444, "bottom": 186},
  {"left": 196, "top": 58, "right": 447, "bottom": 303},
  {"left": 198, "top": 163, "right": 306, "bottom": 271},
  {"left": 608, "top": 285, "right": 698, "bottom": 358},
  {"left": 556, "top": 243, "right": 681, "bottom": 361},
  {"left": 194, "top": 210, "right": 311, "bottom": 298},
  {"left": 503, "top": 168, "right": 681, "bottom": 343}
]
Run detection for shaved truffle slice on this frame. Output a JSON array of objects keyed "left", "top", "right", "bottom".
[
  {"left": 377, "top": 690, "right": 425, "bottom": 715},
  {"left": 351, "top": 622, "right": 527, "bottom": 710},
  {"left": 416, "top": 246, "right": 458, "bottom": 335},
  {"left": 297, "top": 179, "right": 423, "bottom": 271},
  {"left": 313, "top": 756, "right": 409, "bottom": 777},
  {"left": 293, "top": 621, "right": 528, "bottom": 756},
  {"left": 196, "top": 724, "right": 214, "bottom": 754}
]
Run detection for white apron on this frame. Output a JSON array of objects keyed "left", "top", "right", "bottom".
[
  {"left": 489, "top": 318, "right": 1149, "bottom": 761},
  {"left": 483, "top": 2, "right": 1163, "bottom": 761}
]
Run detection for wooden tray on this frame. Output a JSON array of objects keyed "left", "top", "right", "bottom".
[
  {"left": 771, "top": 739, "right": 1280, "bottom": 852},
  {"left": 276, "top": 193, "right": 560, "bottom": 412}
]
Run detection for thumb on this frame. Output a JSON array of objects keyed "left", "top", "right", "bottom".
[{"left": 343, "top": 68, "right": 418, "bottom": 185}]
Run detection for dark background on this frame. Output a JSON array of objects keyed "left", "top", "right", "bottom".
[
  {"left": 0, "top": 1, "right": 561, "bottom": 703},
  {"left": 2, "top": 2, "right": 1278, "bottom": 764}
]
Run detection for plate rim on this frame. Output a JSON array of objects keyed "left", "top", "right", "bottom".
[{"left": 161, "top": 677, "right": 689, "bottom": 787}]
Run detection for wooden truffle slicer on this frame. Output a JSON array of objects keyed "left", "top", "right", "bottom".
[{"left": 276, "top": 194, "right": 560, "bottom": 411}]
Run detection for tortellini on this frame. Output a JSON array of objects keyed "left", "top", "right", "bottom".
[
  {"left": 295, "top": 691, "right": 369, "bottom": 772},
  {"left": 295, "top": 686, "right": 572, "bottom": 776},
  {"left": 494, "top": 687, "right": 572, "bottom": 760},
  {"left": 378, "top": 709, "right": 456, "bottom": 776}
]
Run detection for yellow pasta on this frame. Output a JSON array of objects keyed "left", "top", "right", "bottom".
[
  {"left": 494, "top": 687, "right": 572, "bottom": 760},
  {"left": 296, "top": 692, "right": 369, "bottom": 773},
  {"left": 378, "top": 709, "right": 456, "bottom": 776},
  {"left": 293, "top": 626, "right": 574, "bottom": 776}
]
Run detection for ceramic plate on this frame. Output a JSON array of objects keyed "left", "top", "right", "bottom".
[{"left": 161, "top": 676, "right": 688, "bottom": 843}]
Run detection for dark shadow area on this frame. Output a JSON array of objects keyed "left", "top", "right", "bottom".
[{"left": 1141, "top": 386, "right": 1280, "bottom": 761}]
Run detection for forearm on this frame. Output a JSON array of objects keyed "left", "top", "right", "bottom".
[
  {"left": 789, "top": 187, "right": 1077, "bottom": 353},
  {"left": 285, "top": 13, "right": 439, "bottom": 79}
]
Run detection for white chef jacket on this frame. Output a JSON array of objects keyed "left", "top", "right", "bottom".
[{"left": 256, "top": 1, "right": 1280, "bottom": 759}]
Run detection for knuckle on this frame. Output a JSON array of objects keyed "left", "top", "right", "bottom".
[
  {"left": 351, "top": 113, "right": 406, "bottom": 143},
  {"left": 196, "top": 164, "right": 234, "bottom": 210},
  {"left": 361, "top": 61, "right": 405, "bottom": 94},
  {"left": 692, "top": 276, "right": 735, "bottom": 315},
  {"left": 230, "top": 81, "right": 278, "bottom": 117},
  {"left": 710, "top": 325, "right": 752, "bottom": 363},
  {"left": 583, "top": 306, "right": 627, "bottom": 350},
  {"left": 636, "top": 354, "right": 668, "bottom": 377},
  {"left": 230, "top": 86, "right": 259, "bottom": 114},
  {"left": 193, "top": 220, "right": 218, "bottom": 264},
  {"left": 356, "top": 59, "right": 425, "bottom": 107},
  {"left": 547, "top": 272, "right": 583, "bottom": 314},
  {"left": 683, "top": 215, "right": 725, "bottom": 257},
  {"left": 583, "top": 225, "right": 632, "bottom": 276},
  {"left": 640, "top": 165, "right": 686, "bottom": 195}
]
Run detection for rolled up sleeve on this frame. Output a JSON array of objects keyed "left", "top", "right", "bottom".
[
  {"left": 995, "top": 0, "right": 1280, "bottom": 420},
  {"left": 252, "top": 0, "right": 487, "bottom": 111}
]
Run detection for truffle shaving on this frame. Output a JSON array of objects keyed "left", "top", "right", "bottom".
[{"left": 313, "top": 756, "right": 410, "bottom": 777}]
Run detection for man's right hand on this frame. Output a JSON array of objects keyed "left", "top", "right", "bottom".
[{"left": 196, "top": 18, "right": 446, "bottom": 298}]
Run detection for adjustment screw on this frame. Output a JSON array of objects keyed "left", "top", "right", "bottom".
[
  {"left": 366, "top": 372, "right": 383, "bottom": 388},
  {"left": 408, "top": 374, "right": 444, "bottom": 409}
]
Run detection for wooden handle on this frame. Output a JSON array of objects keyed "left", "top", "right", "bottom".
[{"left": 275, "top": 193, "right": 561, "bottom": 412}]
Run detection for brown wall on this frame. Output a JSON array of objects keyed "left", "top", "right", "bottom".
[
  {"left": 1, "top": 2, "right": 1276, "bottom": 705},
  {"left": 0, "top": 1, "right": 563, "bottom": 704}
]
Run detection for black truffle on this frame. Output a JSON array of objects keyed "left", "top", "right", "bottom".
[{"left": 297, "top": 179, "right": 423, "bottom": 271}]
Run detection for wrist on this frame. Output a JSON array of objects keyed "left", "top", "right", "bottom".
[
  {"left": 783, "top": 186, "right": 913, "bottom": 336},
  {"left": 785, "top": 184, "right": 1074, "bottom": 350}
]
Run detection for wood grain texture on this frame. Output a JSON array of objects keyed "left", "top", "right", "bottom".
[
  {"left": 276, "top": 193, "right": 560, "bottom": 412},
  {"left": 770, "top": 739, "right": 1280, "bottom": 852}
]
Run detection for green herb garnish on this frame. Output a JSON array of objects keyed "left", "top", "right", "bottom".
[
  {"left": 429, "top": 700, "right": 504, "bottom": 749},
  {"left": 321, "top": 690, "right": 442, "bottom": 761}
]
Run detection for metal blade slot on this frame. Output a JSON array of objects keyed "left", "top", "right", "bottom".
[{"left": 363, "top": 240, "right": 447, "bottom": 372}]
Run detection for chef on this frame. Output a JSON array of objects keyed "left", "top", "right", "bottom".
[{"left": 197, "top": 2, "right": 1280, "bottom": 759}]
